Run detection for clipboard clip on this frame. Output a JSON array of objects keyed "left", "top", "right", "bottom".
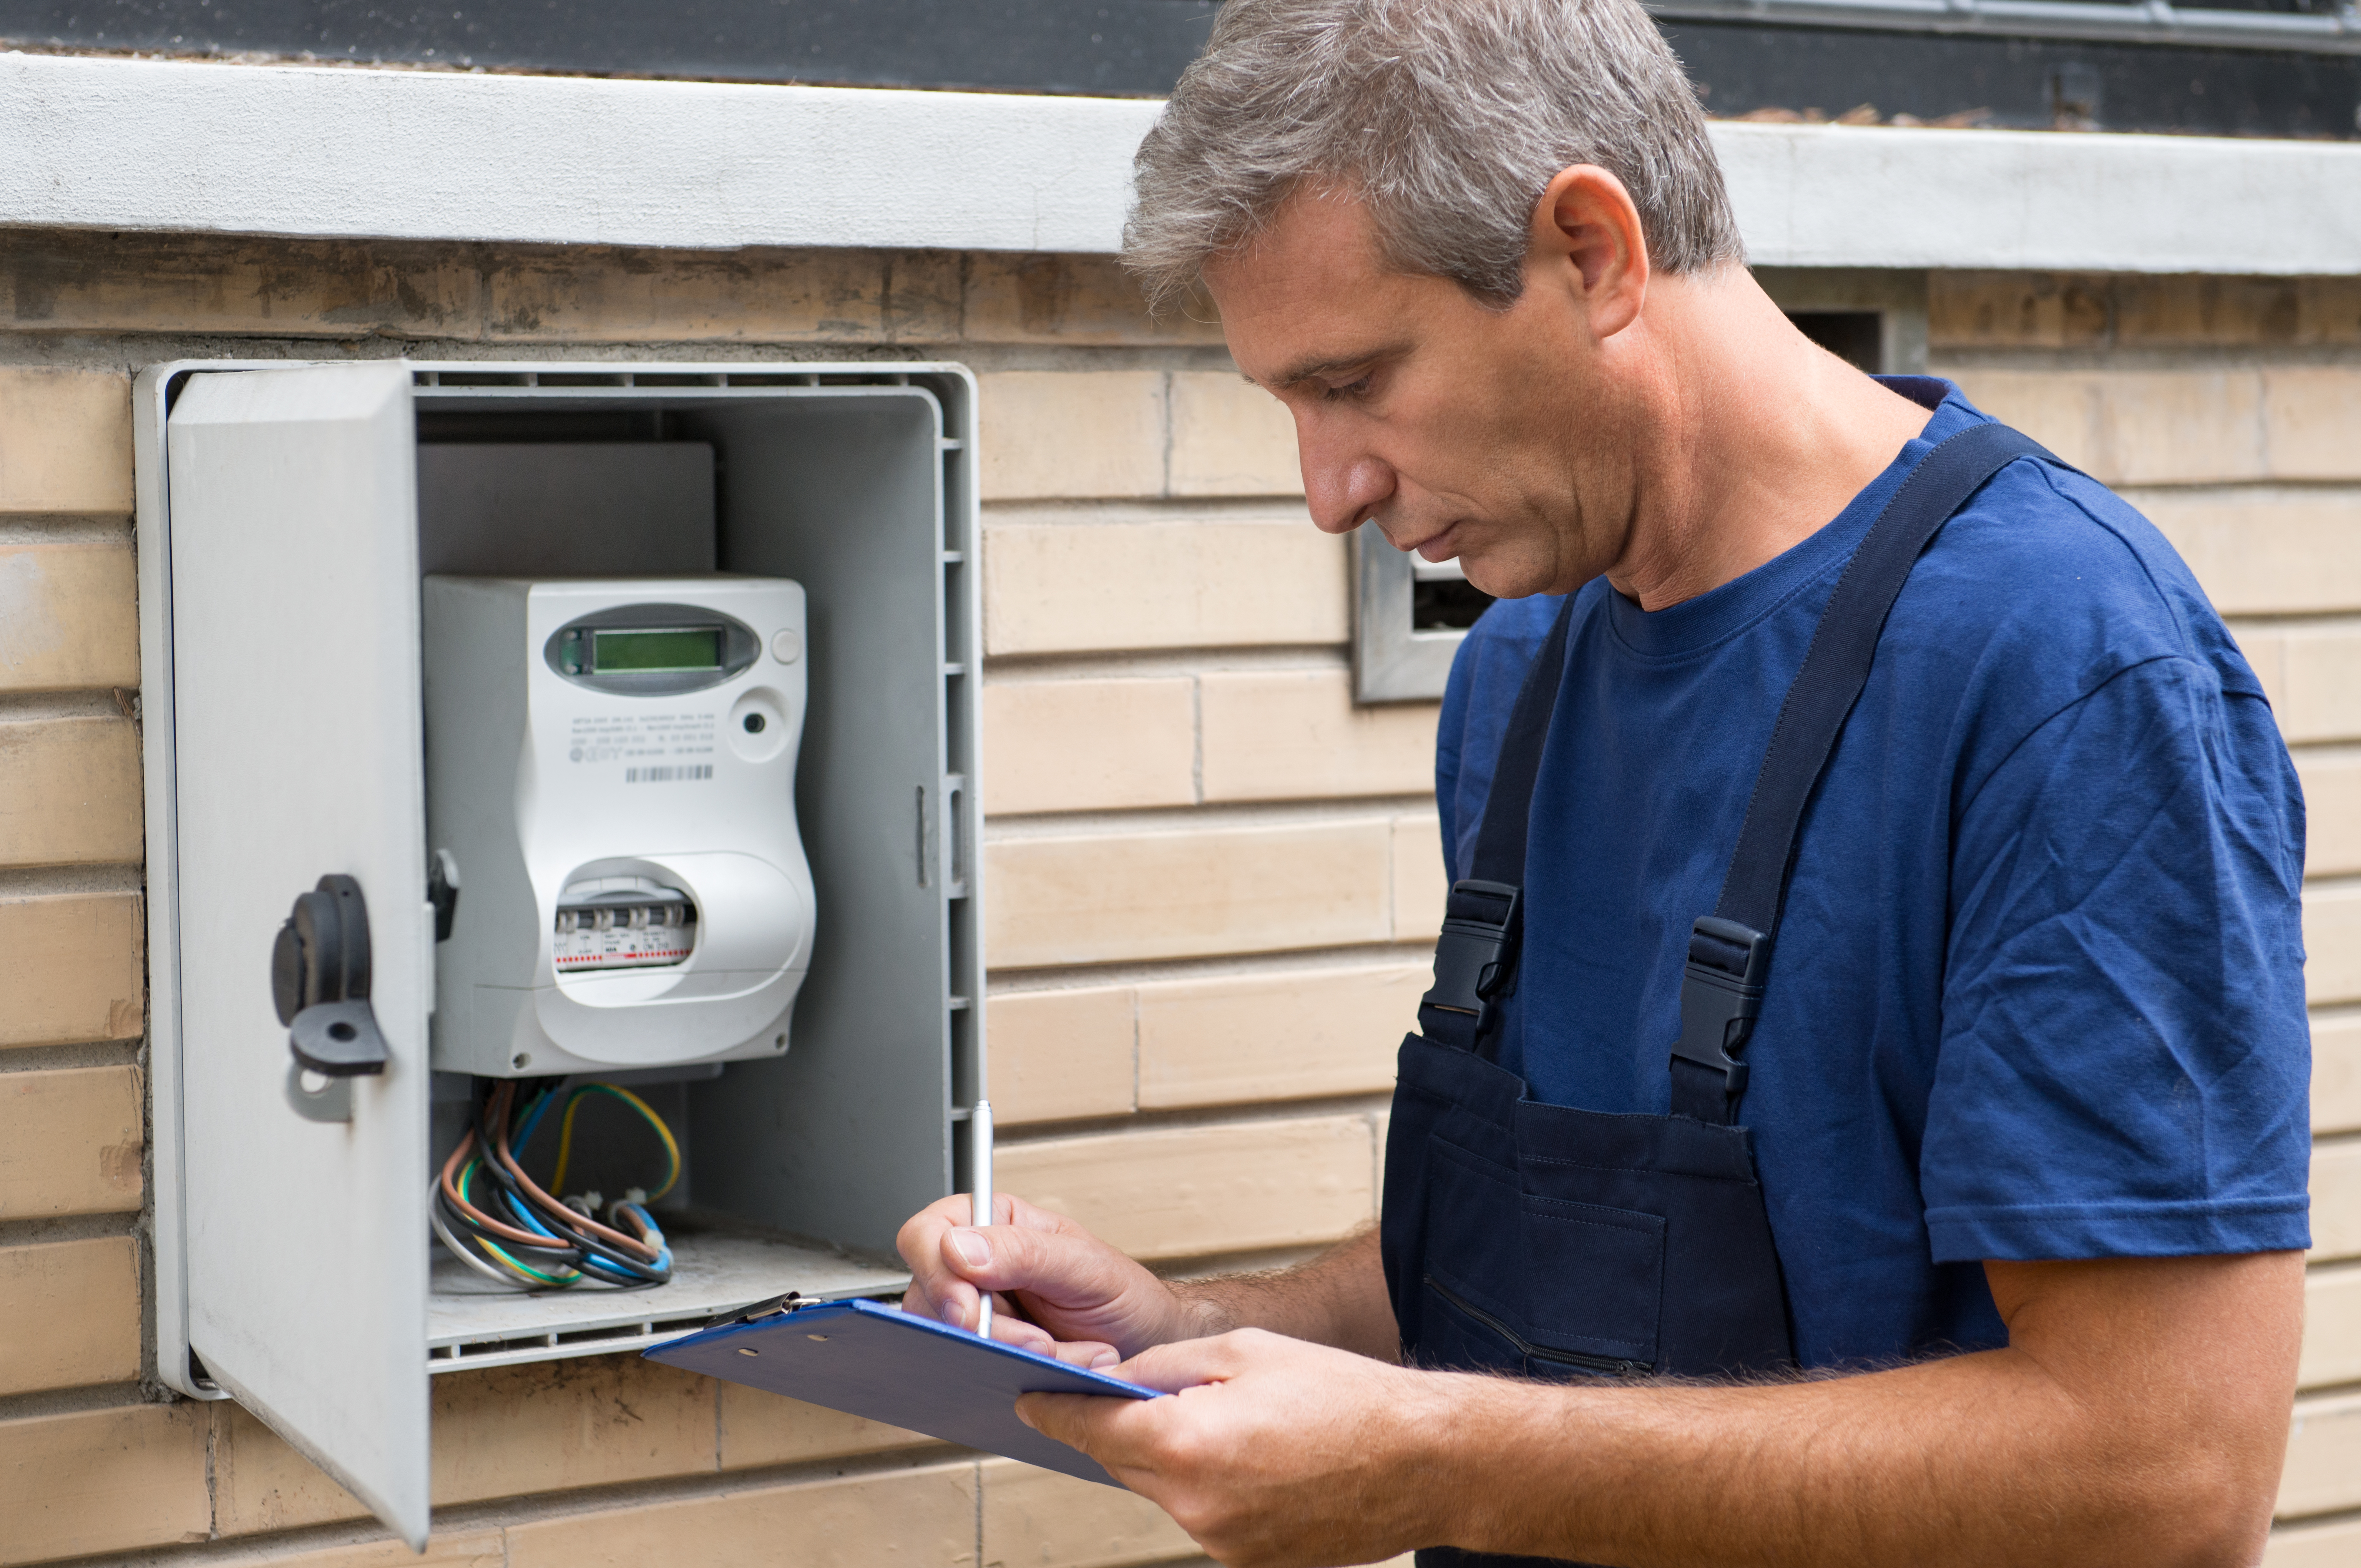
[{"left": 708, "top": 1291, "right": 806, "bottom": 1330}]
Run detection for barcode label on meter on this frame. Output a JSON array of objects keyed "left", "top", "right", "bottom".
[{"left": 625, "top": 764, "right": 713, "bottom": 784}]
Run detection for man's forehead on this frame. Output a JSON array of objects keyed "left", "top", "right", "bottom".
[{"left": 1205, "top": 190, "right": 1410, "bottom": 385}]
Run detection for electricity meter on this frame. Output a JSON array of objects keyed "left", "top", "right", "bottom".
[{"left": 423, "top": 576, "right": 816, "bottom": 1077}]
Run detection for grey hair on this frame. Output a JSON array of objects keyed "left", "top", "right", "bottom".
[{"left": 1124, "top": 0, "right": 1743, "bottom": 313}]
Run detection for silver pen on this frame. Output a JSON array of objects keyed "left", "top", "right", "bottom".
[{"left": 971, "top": 1098, "right": 995, "bottom": 1339}]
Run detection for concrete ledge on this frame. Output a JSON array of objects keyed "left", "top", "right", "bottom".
[{"left": 4, "top": 52, "right": 2359, "bottom": 273}]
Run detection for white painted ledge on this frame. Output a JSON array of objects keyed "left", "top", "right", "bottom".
[{"left": 3, "top": 50, "right": 2358, "bottom": 274}]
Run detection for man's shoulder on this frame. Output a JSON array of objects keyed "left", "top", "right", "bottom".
[{"left": 1894, "top": 452, "right": 2257, "bottom": 703}]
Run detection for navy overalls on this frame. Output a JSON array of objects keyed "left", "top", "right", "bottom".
[{"left": 1379, "top": 422, "right": 2056, "bottom": 1568}]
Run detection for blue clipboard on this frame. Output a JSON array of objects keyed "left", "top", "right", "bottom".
[{"left": 645, "top": 1297, "right": 1161, "bottom": 1485}]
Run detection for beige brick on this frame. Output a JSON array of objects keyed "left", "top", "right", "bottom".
[
  {"left": 0, "top": 231, "right": 482, "bottom": 341},
  {"left": 980, "top": 372, "right": 1168, "bottom": 501},
  {"left": 983, "top": 678, "right": 1197, "bottom": 816},
  {"left": 2281, "top": 1388, "right": 2361, "bottom": 1520},
  {"left": 990, "top": 985, "right": 1136, "bottom": 1127},
  {"left": 2304, "top": 884, "right": 2361, "bottom": 1007},
  {"left": 2114, "top": 275, "right": 2304, "bottom": 348},
  {"left": 0, "top": 889, "right": 143, "bottom": 1049},
  {"left": 717, "top": 1384, "right": 933, "bottom": 1470},
  {"left": 0, "top": 1403, "right": 209, "bottom": 1564},
  {"left": 2300, "top": 1262, "right": 2361, "bottom": 1391},
  {"left": 434, "top": 1356, "right": 717, "bottom": 1507},
  {"left": 503, "top": 1462, "right": 980, "bottom": 1568},
  {"left": 2316, "top": 1012, "right": 2361, "bottom": 1137},
  {"left": 981, "top": 1454, "right": 1197, "bottom": 1568},
  {"left": 986, "top": 821, "right": 1393, "bottom": 970},
  {"left": 1199, "top": 671, "right": 1437, "bottom": 803},
  {"left": 1391, "top": 815, "right": 1448, "bottom": 942},
  {"left": 2275, "top": 622, "right": 2361, "bottom": 744},
  {"left": 218, "top": 1356, "right": 725, "bottom": 1538},
  {"left": 2135, "top": 488, "right": 2361, "bottom": 618},
  {"left": 965, "top": 254, "right": 1224, "bottom": 347},
  {"left": 1945, "top": 369, "right": 2103, "bottom": 471},
  {"left": 2265, "top": 368, "right": 2361, "bottom": 483},
  {"left": 2313, "top": 1139, "right": 2361, "bottom": 1264},
  {"left": 485, "top": 247, "right": 960, "bottom": 344},
  {"left": 203, "top": 1530, "right": 508, "bottom": 1568},
  {"left": 2297, "top": 750, "right": 2361, "bottom": 878},
  {"left": 1947, "top": 369, "right": 2266, "bottom": 486},
  {"left": 1169, "top": 372, "right": 1303, "bottom": 498},
  {"left": 0, "top": 1236, "right": 139, "bottom": 1396},
  {"left": 1927, "top": 272, "right": 2109, "bottom": 350},
  {"left": 1137, "top": 963, "right": 1422, "bottom": 1110},
  {"left": 2268, "top": 1515, "right": 2361, "bottom": 1567},
  {"left": 0, "top": 369, "right": 132, "bottom": 514},
  {"left": 224, "top": 1350, "right": 732, "bottom": 1540},
  {"left": 0, "top": 540, "right": 138, "bottom": 693},
  {"left": 0, "top": 1065, "right": 142, "bottom": 1218},
  {"left": 2096, "top": 371, "right": 2267, "bottom": 487},
  {"left": 998, "top": 1113, "right": 1376, "bottom": 1261},
  {"left": 983, "top": 520, "right": 1347, "bottom": 656},
  {"left": 211, "top": 1400, "right": 372, "bottom": 1536},
  {"left": 0, "top": 711, "right": 143, "bottom": 868}
]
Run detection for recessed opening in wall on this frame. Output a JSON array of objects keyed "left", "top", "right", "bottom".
[
  {"left": 1788, "top": 311, "right": 1886, "bottom": 375},
  {"left": 1412, "top": 566, "right": 1496, "bottom": 633}
]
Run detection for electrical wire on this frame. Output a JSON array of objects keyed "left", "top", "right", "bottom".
[
  {"left": 430, "top": 1078, "right": 676, "bottom": 1290},
  {"left": 551, "top": 1082, "right": 681, "bottom": 1201}
]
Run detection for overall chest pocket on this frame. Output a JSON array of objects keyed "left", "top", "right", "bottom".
[{"left": 1420, "top": 1139, "right": 1665, "bottom": 1378}]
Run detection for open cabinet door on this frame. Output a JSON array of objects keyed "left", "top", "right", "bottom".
[{"left": 162, "top": 364, "right": 431, "bottom": 1546}]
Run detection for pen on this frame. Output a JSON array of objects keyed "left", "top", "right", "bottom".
[{"left": 971, "top": 1097, "right": 995, "bottom": 1339}]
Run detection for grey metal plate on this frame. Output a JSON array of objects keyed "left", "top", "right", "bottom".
[{"left": 427, "top": 1232, "right": 909, "bottom": 1374}]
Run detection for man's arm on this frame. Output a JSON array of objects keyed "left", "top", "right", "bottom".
[
  {"left": 1021, "top": 1248, "right": 2303, "bottom": 1568},
  {"left": 895, "top": 1196, "right": 1392, "bottom": 1362}
]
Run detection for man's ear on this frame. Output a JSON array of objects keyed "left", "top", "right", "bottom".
[{"left": 1529, "top": 164, "right": 1649, "bottom": 340}]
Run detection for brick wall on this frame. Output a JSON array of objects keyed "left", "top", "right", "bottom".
[{"left": 0, "top": 235, "right": 2353, "bottom": 1563}]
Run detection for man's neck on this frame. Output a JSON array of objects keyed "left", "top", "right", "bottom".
[{"left": 1602, "top": 271, "right": 1936, "bottom": 613}]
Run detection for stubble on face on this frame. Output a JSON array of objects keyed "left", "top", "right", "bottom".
[{"left": 1202, "top": 191, "right": 1640, "bottom": 600}]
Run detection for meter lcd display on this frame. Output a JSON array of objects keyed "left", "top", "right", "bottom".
[{"left": 594, "top": 628, "right": 722, "bottom": 672}]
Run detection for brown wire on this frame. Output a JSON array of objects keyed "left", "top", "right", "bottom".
[
  {"left": 437, "top": 1117, "right": 568, "bottom": 1249},
  {"left": 488, "top": 1083, "right": 662, "bottom": 1262}
]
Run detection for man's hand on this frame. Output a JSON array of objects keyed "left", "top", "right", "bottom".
[
  {"left": 896, "top": 1192, "right": 1203, "bottom": 1361},
  {"left": 1019, "top": 1329, "right": 1454, "bottom": 1568}
]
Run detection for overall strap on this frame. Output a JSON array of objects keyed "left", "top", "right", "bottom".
[
  {"left": 1415, "top": 596, "right": 1577, "bottom": 1053},
  {"left": 1669, "top": 421, "right": 2060, "bottom": 1124}
]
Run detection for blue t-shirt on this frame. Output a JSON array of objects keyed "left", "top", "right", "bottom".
[{"left": 1435, "top": 380, "right": 2311, "bottom": 1368}]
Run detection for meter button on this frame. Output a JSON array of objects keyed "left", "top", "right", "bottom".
[{"left": 770, "top": 628, "right": 802, "bottom": 664}]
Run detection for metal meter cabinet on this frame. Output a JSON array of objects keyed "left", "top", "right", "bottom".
[{"left": 132, "top": 359, "right": 985, "bottom": 1547}]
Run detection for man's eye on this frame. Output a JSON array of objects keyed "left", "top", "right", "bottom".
[{"left": 1323, "top": 375, "right": 1373, "bottom": 402}]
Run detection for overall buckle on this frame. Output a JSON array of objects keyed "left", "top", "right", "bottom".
[
  {"left": 1420, "top": 879, "right": 1523, "bottom": 1039},
  {"left": 1670, "top": 916, "right": 1771, "bottom": 1108}
]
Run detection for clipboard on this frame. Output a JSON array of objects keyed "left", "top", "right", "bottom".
[{"left": 644, "top": 1296, "right": 1162, "bottom": 1485}]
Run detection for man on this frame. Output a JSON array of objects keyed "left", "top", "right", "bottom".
[{"left": 901, "top": 1, "right": 2312, "bottom": 1562}]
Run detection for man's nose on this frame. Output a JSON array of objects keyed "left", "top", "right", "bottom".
[{"left": 1298, "top": 427, "right": 1396, "bottom": 536}]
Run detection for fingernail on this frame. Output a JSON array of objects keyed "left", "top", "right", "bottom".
[
  {"left": 950, "top": 1228, "right": 991, "bottom": 1268},
  {"left": 937, "top": 1296, "right": 968, "bottom": 1326},
  {"left": 1015, "top": 1406, "right": 1038, "bottom": 1430},
  {"left": 1089, "top": 1350, "right": 1119, "bottom": 1370}
]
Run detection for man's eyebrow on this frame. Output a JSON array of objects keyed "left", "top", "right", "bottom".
[{"left": 1248, "top": 342, "right": 1411, "bottom": 390}]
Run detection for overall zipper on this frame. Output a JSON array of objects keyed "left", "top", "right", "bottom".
[{"left": 1424, "top": 1274, "right": 1652, "bottom": 1377}]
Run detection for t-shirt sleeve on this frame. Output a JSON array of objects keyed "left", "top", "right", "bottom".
[{"left": 1920, "top": 654, "right": 2312, "bottom": 1262}]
